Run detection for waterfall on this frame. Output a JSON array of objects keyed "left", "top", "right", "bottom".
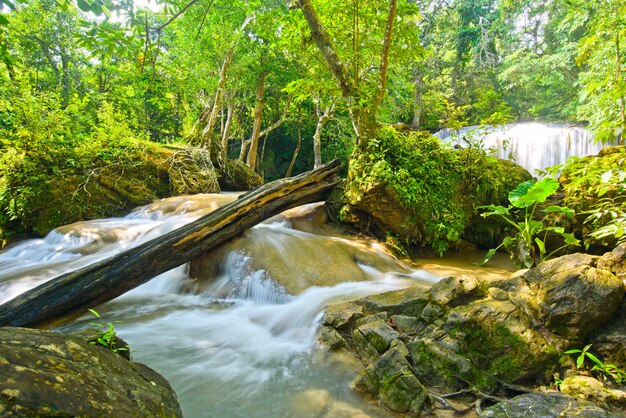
[{"left": 434, "top": 123, "right": 617, "bottom": 176}]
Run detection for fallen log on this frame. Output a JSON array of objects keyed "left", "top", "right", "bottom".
[{"left": 0, "top": 160, "right": 342, "bottom": 328}]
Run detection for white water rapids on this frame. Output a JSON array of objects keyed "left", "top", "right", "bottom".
[
  {"left": 434, "top": 123, "right": 616, "bottom": 176},
  {"left": 0, "top": 194, "right": 449, "bottom": 417}
]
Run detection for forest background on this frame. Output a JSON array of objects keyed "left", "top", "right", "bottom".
[{"left": 0, "top": 0, "right": 624, "bottom": 243}]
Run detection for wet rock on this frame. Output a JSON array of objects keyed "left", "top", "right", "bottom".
[
  {"left": 560, "top": 375, "right": 626, "bottom": 408},
  {"left": 591, "top": 297, "right": 626, "bottom": 369},
  {"left": 598, "top": 243, "right": 626, "bottom": 282},
  {"left": 321, "top": 250, "right": 626, "bottom": 416},
  {"left": 480, "top": 392, "right": 616, "bottom": 417},
  {"left": 351, "top": 347, "right": 431, "bottom": 415},
  {"left": 429, "top": 275, "right": 485, "bottom": 307},
  {"left": 0, "top": 327, "right": 182, "bottom": 417},
  {"left": 354, "top": 320, "right": 401, "bottom": 355},
  {"left": 522, "top": 254, "right": 624, "bottom": 342},
  {"left": 323, "top": 301, "right": 365, "bottom": 331},
  {"left": 362, "top": 287, "right": 429, "bottom": 317},
  {"left": 317, "top": 326, "right": 348, "bottom": 351}
]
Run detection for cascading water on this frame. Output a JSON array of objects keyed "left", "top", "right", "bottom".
[
  {"left": 434, "top": 123, "right": 617, "bottom": 176},
  {"left": 0, "top": 194, "right": 453, "bottom": 417}
]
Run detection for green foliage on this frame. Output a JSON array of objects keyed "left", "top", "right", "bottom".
[
  {"left": 88, "top": 308, "right": 129, "bottom": 356},
  {"left": 347, "top": 126, "right": 511, "bottom": 254},
  {"left": 480, "top": 178, "right": 579, "bottom": 268},
  {"left": 561, "top": 147, "right": 626, "bottom": 248},
  {"left": 0, "top": 80, "right": 156, "bottom": 241},
  {"left": 565, "top": 344, "right": 626, "bottom": 384}
]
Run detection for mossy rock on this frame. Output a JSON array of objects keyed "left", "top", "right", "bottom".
[
  {"left": 332, "top": 127, "right": 531, "bottom": 254},
  {"left": 0, "top": 143, "right": 257, "bottom": 245},
  {"left": 0, "top": 327, "right": 182, "bottom": 417}
]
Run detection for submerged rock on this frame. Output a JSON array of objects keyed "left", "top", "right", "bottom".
[{"left": 0, "top": 327, "right": 182, "bottom": 417}]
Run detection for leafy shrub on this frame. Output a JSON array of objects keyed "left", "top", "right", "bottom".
[
  {"left": 345, "top": 126, "right": 515, "bottom": 254},
  {"left": 480, "top": 178, "right": 579, "bottom": 268}
]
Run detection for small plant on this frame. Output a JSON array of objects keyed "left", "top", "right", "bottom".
[
  {"left": 565, "top": 344, "right": 626, "bottom": 384},
  {"left": 88, "top": 308, "right": 129, "bottom": 355},
  {"left": 480, "top": 178, "right": 580, "bottom": 268}
]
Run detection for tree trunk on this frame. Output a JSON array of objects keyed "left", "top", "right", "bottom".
[
  {"left": 313, "top": 100, "right": 335, "bottom": 169},
  {"left": 246, "top": 70, "right": 267, "bottom": 171},
  {"left": 0, "top": 161, "right": 342, "bottom": 329},
  {"left": 221, "top": 98, "right": 234, "bottom": 154},
  {"left": 286, "top": 121, "right": 303, "bottom": 177},
  {"left": 297, "top": 0, "right": 397, "bottom": 149},
  {"left": 198, "top": 15, "right": 253, "bottom": 151},
  {"left": 410, "top": 66, "right": 424, "bottom": 130}
]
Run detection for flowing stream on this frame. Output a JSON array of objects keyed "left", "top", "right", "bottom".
[
  {"left": 0, "top": 194, "right": 515, "bottom": 417},
  {"left": 434, "top": 123, "right": 616, "bottom": 176}
]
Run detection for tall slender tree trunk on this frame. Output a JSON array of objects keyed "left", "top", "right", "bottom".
[
  {"left": 313, "top": 100, "right": 335, "bottom": 169},
  {"left": 221, "top": 98, "right": 234, "bottom": 154},
  {"left": 246, "top": 71, "right": 267, "bottom": 171},
  {"left": 297, "top": 0, "right": 397, "bottom": 150},
  {"left": 411, "top": 67, "right": 424, "bottom": 130},
  {"left": 286, "top": 120, "right": 303, "bottom": 177}
]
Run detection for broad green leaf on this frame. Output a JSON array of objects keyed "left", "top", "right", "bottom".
[
  {"left": 597, "top": 186, "right": 610, "bottom": 197},
  {"left": 545, "top": 205, "right": 574, "bottom": 217},
  {"left": 535, "top": 237, "right": 546, "bottom": 255},
  {"left": 510, "top": 178, "right": 559, "bottom": 208},
  {"left": 563, "top": 233, "right": 580, "bottom": 246},
  {"left": 480, "top": 248, "right": 497, "bottom": 266},
  {"left": 585, "top": 352, "right": 602, "bottom": 366},
  {"left": 77, "top": 0, "right": 91, "bottom": 12},
  {"left": 480, "top": 204, "right": 510, "bottom": 217},
  {"left": 508, "top": 180, "right": 536, "bottom": 208}
]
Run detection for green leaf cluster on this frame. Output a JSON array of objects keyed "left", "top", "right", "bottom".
[
  {"left": 347, "top": 126, "right": 513, "bottom": 254},
  {"left": 480, "top": 178, "right": 579, "bottom": 268},
  {"left": 88, "top": 308, "right": 129, "bottom": 355},
  {"left": 565, "top": 344, "right": 626, "bottom": 384}
]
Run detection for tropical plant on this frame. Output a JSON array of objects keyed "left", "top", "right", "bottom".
[
  {"left": 480, "top": 178, "right": 579, "bottom": 268},
  {"left": 88, "top": 308, "right": 129, "bottom": 355},
  {"left": 565, "top": 344, "right": 626, "bottom": 384}
]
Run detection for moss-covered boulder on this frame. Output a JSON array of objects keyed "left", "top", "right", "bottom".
[
  {"left": 328, "top": 127, "right": 531, "bottom": 254},
  {"left": 0, "top": 327, "right": 182, "bottom": 417},
  {"left": 0, "top": 142, "right": 262, "bottom": 247},
  {"left": 317, "top": 249, "right": 626, "bottom": 416}
]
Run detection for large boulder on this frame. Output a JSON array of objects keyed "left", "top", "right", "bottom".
[
  {"left": 328, "top": 127, "right": 531, "bottom": 254},
  {"left": 0, "top": 327, "right": 182, "bottom": 417},
  {"left": 317, "top": 250, "right": 626, "bottom": 416}
]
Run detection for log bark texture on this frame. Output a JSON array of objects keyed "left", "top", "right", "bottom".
[{"left": 0, "top": 160, "right": 342, "bottom": 328}]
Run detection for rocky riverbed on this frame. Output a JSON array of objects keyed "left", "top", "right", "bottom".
[{"left": 317, "top": 245, "right": 626, "bottom": 416}]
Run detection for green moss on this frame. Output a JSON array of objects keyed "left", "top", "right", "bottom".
[
  {"left": 457, "top": 320, "right": 558, "bottom": 382},
  {"left": 343, "top": 126, "right": 527, "bottom": 254}
]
